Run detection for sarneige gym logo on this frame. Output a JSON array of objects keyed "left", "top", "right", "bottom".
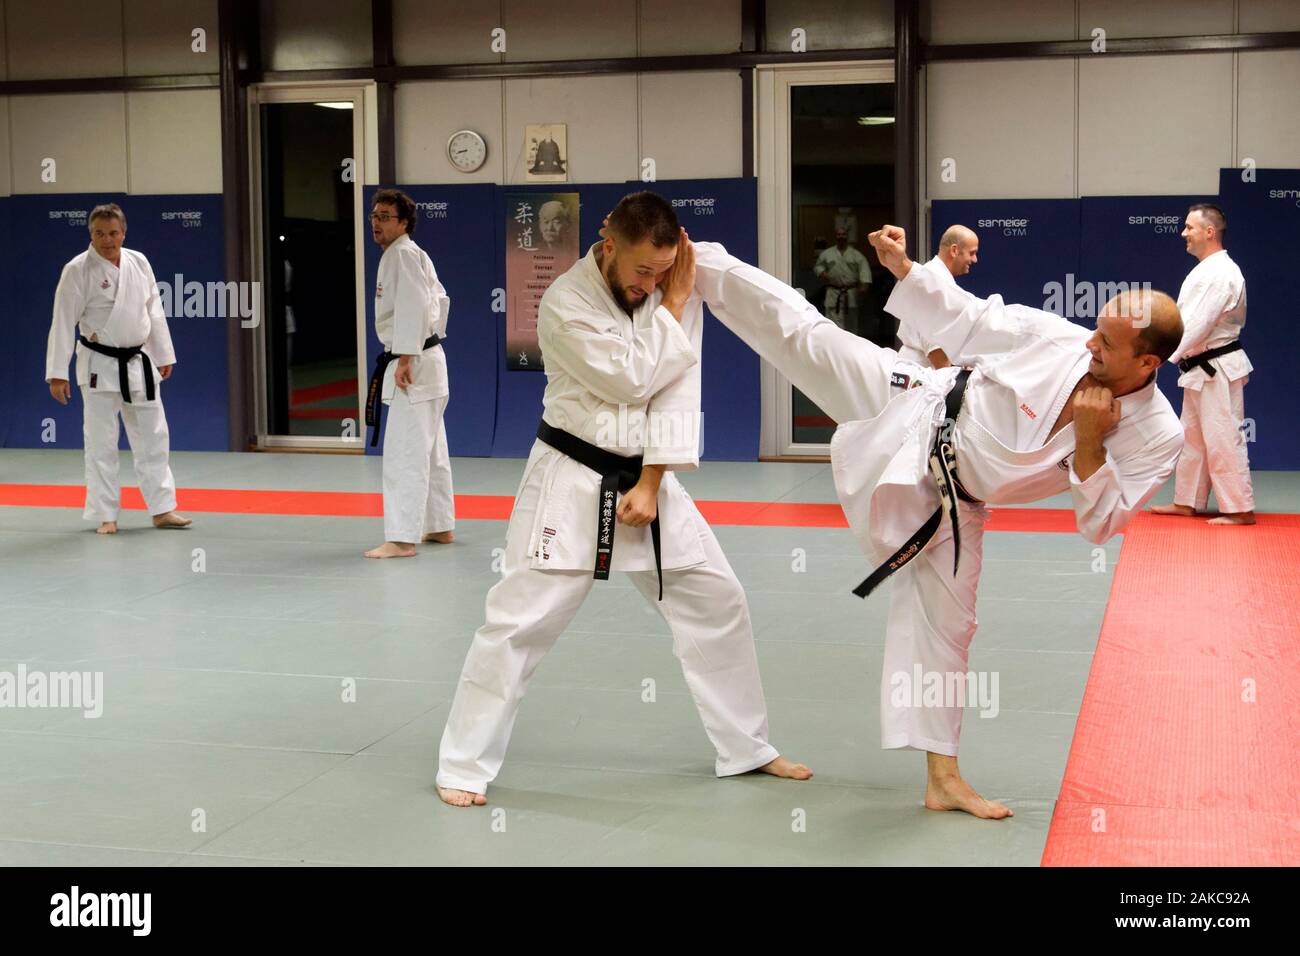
[
  {"left": 416, "top": 201, "right": 448, "bottom": 219},
  {"left": 1268, "top": 187, "right": 1300, "bottom": 207},
  {"left": 1126, "top": 214, "right": 1182, "bottom": 234},
  {"left": 49, "top": 209, "right": 89, "bottom": 226},
  {"left": 671, "top": 198, "right": 717, "bottom": 215},
  {"left": 977, "top": 217, "right": 1028, "bottom": 236},
  {"left": 161, "top": 210, "right": 203, "bottom": 227}
]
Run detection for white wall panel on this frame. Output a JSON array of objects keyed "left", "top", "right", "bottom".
[{"left": 10, "top": 93, "right": 129, "bottom": 194}]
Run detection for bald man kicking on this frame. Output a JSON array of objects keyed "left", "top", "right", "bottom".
[
  {"left": 897, "top": 224, "right": 980, "bottom": 370},
  {"left": 690, "top": 225, "right": 1183, "bottom": 818}
]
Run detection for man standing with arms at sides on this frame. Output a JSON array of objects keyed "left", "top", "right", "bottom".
[
  {"left": 364, "top": 188, "right": 456, "bottom": 558},
  {"left": 1152, "top": 203, "right": 1254, "bottom": 525},
  {"left": 897, "top": 224, "right": 980, "bottom": 370},
  {"left": 435, "top": 192, "right": 811, "bottom": 807},
  {"left": 46, "top": 203, "right": 190, "bottom": 534},
  {"left": 814, "top": 226, "right": 872, "bottom": 334}
]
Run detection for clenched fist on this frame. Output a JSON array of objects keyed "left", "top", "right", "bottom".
[
  {"left": 867, "top": 225, "right": 912, "bottom": 280},
  {"left": 616, "top": 481, "right": 658, "bottom": 528},
  {"left": 1073, "top": 386, "right": 1121, "bottom": 445}
]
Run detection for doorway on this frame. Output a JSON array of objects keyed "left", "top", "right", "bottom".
[
  {"left": 249, "top": 84, "right": 373, "bottom": 450},
  {"left": 756, "top": 63, "right": 896, "bottom": 457}
]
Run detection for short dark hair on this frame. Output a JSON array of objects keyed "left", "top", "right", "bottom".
[
  {"left": 88, "top": 203, "right": 126, "bottom": 231},
  {"left": 373, "top": 188, "right": 418, "bottom": 237},
  {"left": 1134, "top": 321, "right": 1182, "bottom": 364},
  {"left": 607, "top": 191, "right": 680, "bottom": 247},
  {"left": 1188, "top": 202, "right": 1226, "bottom": 240}
]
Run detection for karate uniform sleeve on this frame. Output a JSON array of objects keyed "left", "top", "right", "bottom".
[
  {"left": 431, "top": 270, "right": 451, "bottom": 340},
  {"left": 141, "top": 258, "right": 177, "bottom": 366},
  {"left": 642, "top": 290, "right": 704, "bottom": 470},
  {"left": 858, "top": 253, "right": 872, "bottom": 285},
  {"left": 895, "top": 321, "right": 932, "bottom": 359},
  {"left": 1168, "top": 271, "right": 1238, "bottom": 365},
  {"left": 390, "top": 246, "right": 434, "bottom": 355},
  {"left": 692, "top": 241, "right": 887, "bottom": 424},
  {"left": 1068, "top": 430, "right": 1182, "bottom": 543},
  {"left": 886, "top": 263, "right": 1063, "bottom": 362},
  {"left": 813, "top": 250, "right": 829, "bottom": 278},
  {"left": 540, "top": 286, "right": 697, "bottom": 407},
  {"left": 46, "top": 261, "right": 84, "bottom": 382}
]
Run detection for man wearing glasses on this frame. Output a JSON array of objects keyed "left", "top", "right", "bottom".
[{"left": 364, "top": 189, "right": 456, "bottom": 558}]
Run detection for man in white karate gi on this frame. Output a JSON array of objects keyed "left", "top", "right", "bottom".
[
  {"left": 814, "top": 227, "right": 872, "bottom": 333},
  {"left": 364, "top": 189, "right": 455, "bottom": 558},
  {"left": 1151, "top": 203, "right": 1254, "bottom": 525},
  {"left": 691, "top": 225, "right": 1184, "bottom": 818},
  {"left": 45, "top": 203, "right": 191, "bottom": 535},
  {"left": 897, "top": 224, "right": 980, "bottom": 370},
  {"left": 436, "top": 192, "right": 811, "bottom": 806}
]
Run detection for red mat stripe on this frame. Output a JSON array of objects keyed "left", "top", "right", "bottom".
[
  {"left": 0, "top": 483, "right": 1087, "bottom": 531},
  {"left": 288, "top": 407, "right": 360, "bottom": 420},
  {"left": 1041, "top": 512, "right": 1300, "bottom": 866},
  {"left": 290, "top": 378, "right": 356, "bottom": 405},
  {"left": 792, "top": 415, "right": 837, "bottom": 429}
]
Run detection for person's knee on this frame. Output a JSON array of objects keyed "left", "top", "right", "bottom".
[{"left": 699, "top": 571, "right": 750, "bottom": 624}]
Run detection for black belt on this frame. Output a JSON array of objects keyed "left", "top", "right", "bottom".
[
  {"left": 536, "top": 421, "right": 663, "bottom": 601},
  {"left": 366, "top": 334, "right": 443, "bottom": 447},
  {"left": 1177, "top": 341, "right": 1242, "bottom": 378},
  {"left": 853, "top": 368, "right": 982, "bottom": 600},
  {"left": 78, "top": 334, "right": 154, "bottom": 403}
]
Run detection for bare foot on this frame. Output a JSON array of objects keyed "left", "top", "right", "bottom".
[
  {"left": 1209, "top": 511, "right": 1255, "bottom": 525},
  {"left": 152, "top": 511, "right": 193, "bottom": 529},
  {"left": 96, "top": 521, "right": 118, "bottom": 535},
  {"left": 364, "top": 542, "right": 417, "bottom": 558},
  {"left": 925, "top": 773, "right": 1013, "bottom": 819},
  {"left": 756, "top": 755, "right": 813, "bottom": 780},
  {"left": 1151, "top": 503, "right": 1197, "bottom": 517},
  {"left": 437, "top": 786, "right": 487, "bottom": 807},
  {"left": 422, "top": 531, "right": 455, "bottom": 544}
]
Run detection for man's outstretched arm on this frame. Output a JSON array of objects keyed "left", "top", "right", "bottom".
[{"left": 871, "top": 225, "right": 1076, "bottom": 363}]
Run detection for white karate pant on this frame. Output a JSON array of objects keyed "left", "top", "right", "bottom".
[
  {"left": 81, "top": 387, "right": 177, "bottom": 522},
  {"left": 879, "top": 495, "right": 989, "bottom": 756},
  {"left": 382, "top": 390, "right": 455, "bottom": 542},
  {"left": 694, "top": 245, "right": 991, "bottom": 757},
  {"left": 436, "top": 479, "right": 779, "bottom": 794},
  {"left": 1174, "top": 374, "right": 1254, "bottom": 513}
]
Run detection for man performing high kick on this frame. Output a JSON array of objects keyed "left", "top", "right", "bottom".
[{"left": 690, "top": 226, "right": 1184, "bottom": 818}]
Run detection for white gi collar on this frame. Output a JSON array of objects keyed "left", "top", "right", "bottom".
[{"left": 1116, "top": 375, "right": 1159, "bottom": 415}]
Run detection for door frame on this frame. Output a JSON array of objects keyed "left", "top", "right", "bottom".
[
  {"left": 247, "top": 81, "right": 376, "bottom": 451},
  {"left": 755, "top": 61, "right": 894, "bottom": 458}
]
